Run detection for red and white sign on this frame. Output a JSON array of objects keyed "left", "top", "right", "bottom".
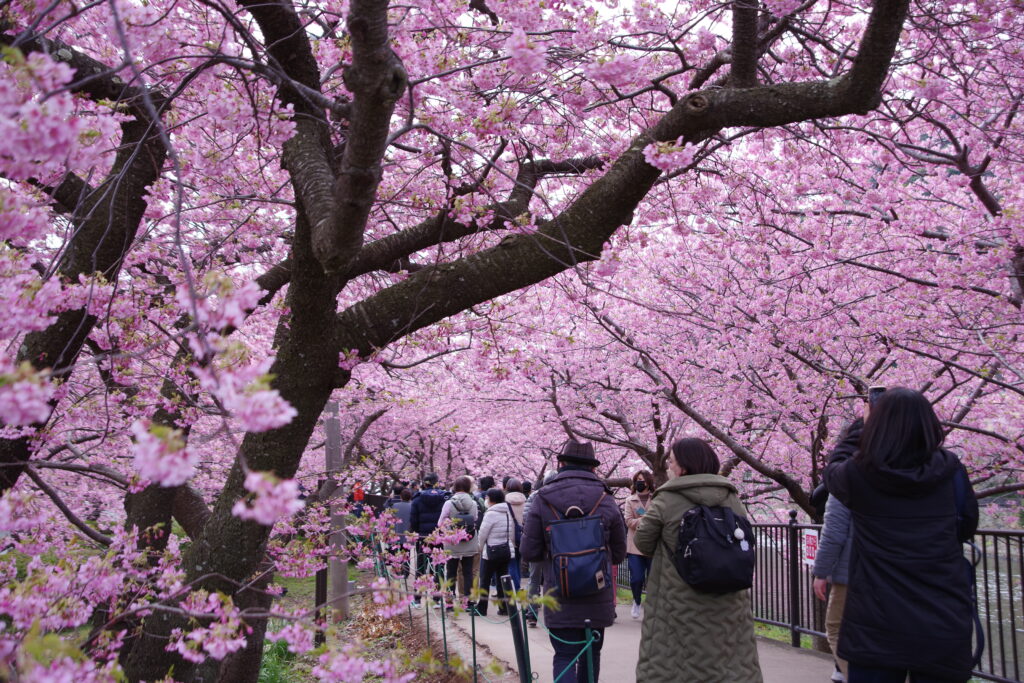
[{"left": 803, "top": 529, "right": 819, "bottom": 566}]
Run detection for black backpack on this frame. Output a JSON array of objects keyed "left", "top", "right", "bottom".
[
  {"left": 670, "top": 504, "right": 755, "bottom": 594},
  {"left": 450, "top": 497, "right": 477, "bottom": 540}
]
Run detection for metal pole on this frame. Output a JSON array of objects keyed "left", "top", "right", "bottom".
[
  {"left": 314, "top": 565, "right": 328, "bottom": 647},
  {"left": 787, "top": 509, "right": 800, "bottom": 648},
  {"left": 406, "top": 572, "right": 414, "bottom": 628},
  {"left": 471, "top": 604, "right": 479, "bottom": 683},
  {"left": 440, "top": 585, "right": 450, "bottom": 665},
  {"left": 502, "top": 574, "right": 531, "bottom": 683},
  {"left": 584, "top": 618, "right": 594, "bottom": 683},
  {"left": 520, "top": 605, "right": 532, "bottom": 674}
]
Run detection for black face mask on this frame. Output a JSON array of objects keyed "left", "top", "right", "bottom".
[{"left": 634, "top": 481, "right": 647, "bottom": 492}]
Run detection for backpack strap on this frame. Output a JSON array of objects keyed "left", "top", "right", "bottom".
[{"left": 588, "top": 492, "right": 607, "bottom": 516}]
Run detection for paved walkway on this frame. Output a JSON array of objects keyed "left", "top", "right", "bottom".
[{"left": 442, "top": 602, "right": 836, "bottom": 682}]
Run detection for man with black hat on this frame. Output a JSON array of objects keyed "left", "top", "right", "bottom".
[{"left": 520, "top": 440, "right": 627, "bottom": 683}]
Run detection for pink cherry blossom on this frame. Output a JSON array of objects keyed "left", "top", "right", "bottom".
[
  {"left": 130, "top": 419, "right": 199, "bottom": 486},
  {"left": 642, "top": 139, "right": 696, "bottom": 172},
  {"left": 504, "top": 28, "right": 546, "bottom": 76},
  {"left": 584, "top": 55, "right": 638, "bottom": 87},
  {"left": 232, "top": 471, "right": 305, "bottom": 525},
  {"left": 0, "top": 360, "right": 53, "bottom": 426},
  {"left": 266, "top": 622, "right": 315, "bottom": 653}
]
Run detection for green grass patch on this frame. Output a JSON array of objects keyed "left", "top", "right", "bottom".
[
  {"left": 258, "top": 639, "right": 300, "bottom": 683},
  {"left": 753, "top": 621, "right": 813, "bottom": 649},
  {"left": 276, "top": 574, "right": 319, "bottom": 614}
]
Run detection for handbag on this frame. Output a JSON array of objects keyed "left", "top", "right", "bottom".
[{"left": 486, "top": 510, "right": 513, "bottom": 563}]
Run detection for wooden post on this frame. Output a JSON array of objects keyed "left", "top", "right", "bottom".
[{"left": 325, "top": 400, "right": 349, "bottom": 621}]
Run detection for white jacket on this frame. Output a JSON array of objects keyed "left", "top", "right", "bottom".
[
  {"left": 505, "top": 491, "right": 527, "bottom": 527},
  {"left": 478, "top": 502, "right": 515, "bottom": 560}
]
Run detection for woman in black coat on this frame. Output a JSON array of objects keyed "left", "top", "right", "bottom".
[{"left": 823, "top": 387, "right": 978, "bottom": 683}]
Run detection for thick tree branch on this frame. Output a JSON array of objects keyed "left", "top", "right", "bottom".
[
  {"left": 731, "top": 0, "right": 760, "bottom": 87},
  {"left": 319, "top": 0, "right": 407, "bottom": 274},
  {"left": 0, "top": 39, "right": 169, "bottom": 493},
  {"left": 348, "top": 156, "right": 604, "bottom": 277},
  {"left": 342, "top": 408, "right": 389, "bottom": 466},
  {"left": 1, "top": 31, "right": 162, "bottom": 115}
]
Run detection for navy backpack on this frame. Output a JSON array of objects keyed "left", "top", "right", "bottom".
[{"left": 545, "top": 493, "right": 610, "bottom": 599}]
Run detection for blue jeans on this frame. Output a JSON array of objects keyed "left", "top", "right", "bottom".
[
  {"left": 509, "top": 557, "right": 522, "bottom": 589},
  {"left": 627, "top": 553, "right": 652, "bottom": 605},
  {"left": 550, "top": 627, "right": 604, "bottom": 683},
  {"left": 848, "top": 664, "right": 967, "bottom": 683}
]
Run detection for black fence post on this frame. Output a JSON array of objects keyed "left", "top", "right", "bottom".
[
  {"left": 787, "top": 509, "right": 800, "bottom": 648},
  {"left": 501, "top": 574, "right": 531, "bottom": 683},
  {"left": 315, "top": 564, "right": 328, "bottom": 647}
]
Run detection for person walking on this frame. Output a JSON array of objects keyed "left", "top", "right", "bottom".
[
  {"left": 388, "top": 487, "right": 414, "bottom": 578},
  {"left": 383, "top": 483, "right": 405, "bottom": 510},
  {"left": 522, "top": 470, "right": 554, "bottom": 627},
  {"left": 409, "top": 473, "right": 450, "bottom": 608},
  {"left": 823, "top": 387, "right": 978, "bottom": 683},
  {"left": 520, "top": 441, "right": 627, "bottom": 683},
  {"left": 504, "top": 478, "right": 527, "bottom": 589},
  {"left": 623, "top": 470, "right": 655, "bottom": 620},
  {"left": 475, "top": 488, "right": 515, "bottom": 616},
  {"left": 634, "top": 438, "right": 762, "bottom": 682},
  {"left": 812, "top": 493, "right": 853, "bottom": 682},
  {"left": 437, "top": 475, "right": 479, "bottom": 609},
  {"left": 475, "top": 476, "right": 495, "bottom": 511}
]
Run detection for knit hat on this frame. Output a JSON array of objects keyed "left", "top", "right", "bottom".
[{"left": 558, "top": 440, "right": 599, "bottom": 467}]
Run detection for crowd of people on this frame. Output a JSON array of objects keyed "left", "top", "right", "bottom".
[{"left": 382, "top": 387, "right": 979, "bottom": 683}]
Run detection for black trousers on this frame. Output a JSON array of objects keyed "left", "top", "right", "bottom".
[
  {"left": 445, "top": 555, "right": 474, "bottom": 598},
  {"left": 415, "top": 541, "right": 441, "bottom": 602},
  {"left": 549, "top": 626, "right": 604, "bottom": 683},
  {"left": 475, "top": 556, "right": 509, "bottom": 615}
]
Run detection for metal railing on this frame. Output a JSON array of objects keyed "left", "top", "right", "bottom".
[{"left": 615, "top": 512, "right": 1024, "bottom": 682}]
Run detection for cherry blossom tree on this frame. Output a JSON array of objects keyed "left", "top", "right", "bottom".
[{"left": 5, "top": 0, "right": 1015, "bottom": 678}]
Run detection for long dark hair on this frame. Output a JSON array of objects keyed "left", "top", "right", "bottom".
[
  {"left": 671, "top": 438, "right": 721, "bottom": 475},
  {"left": 857, "top": 387, "right": 944, "bottom": 471}
]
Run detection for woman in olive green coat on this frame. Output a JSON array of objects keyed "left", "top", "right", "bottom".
[{"left": 634, "top": 438, "right": 763, "bottom": 683}]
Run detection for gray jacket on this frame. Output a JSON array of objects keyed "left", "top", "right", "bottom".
[
  {"left": 438, "top": 492, "right": 481, "bottom": 558},
  {"left": 812, "top": 494, "right": 852, "bottom": 584}
]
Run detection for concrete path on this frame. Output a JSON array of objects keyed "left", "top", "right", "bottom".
[{"left": 443, "top": 602, "right": 837, "bottom": 682}]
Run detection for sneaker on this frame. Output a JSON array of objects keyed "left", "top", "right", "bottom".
[
  {"left": 830, "top": 670, "right": 845, "bottom": 683},
  {"left": 432, "top": 603, "right": 442, "bottom": 610},
  {"left": 412, "top": 600, "right": 422, "bottom": 609},
  {"left": 630, "top": 603, "right": 642, "bottom": 620},
  {"left": 526, "top": 618, "right": 537, "bottom": 628}
]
